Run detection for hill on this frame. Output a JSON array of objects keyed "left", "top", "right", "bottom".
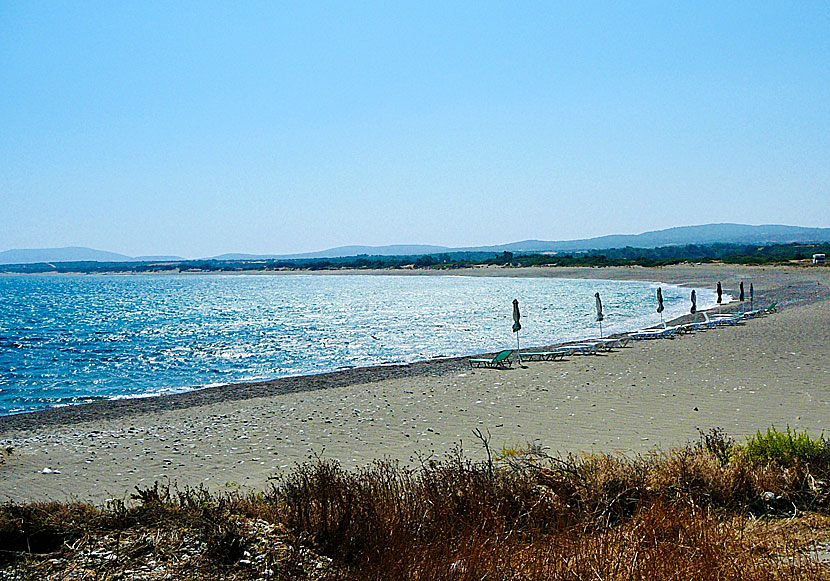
[
  {"left": 3, "top": 224, "right": 830, "bottom": 265},
  {"left": 465, "top": 223, "right": 830, "bottom": 254},
  {"left": 0, "top": 247, "right": 132, "bottom": 265}
]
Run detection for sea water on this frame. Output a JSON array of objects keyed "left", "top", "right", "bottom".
[{"left": 0, "top": 274, "right": 722, "bottom": 415}]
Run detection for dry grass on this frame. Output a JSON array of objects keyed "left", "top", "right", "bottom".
[{"left": 2, "top": 428, "right": 830, "bottom": 580}]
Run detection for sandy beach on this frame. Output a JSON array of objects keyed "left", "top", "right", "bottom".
[{"left": 1, "top": 264, "right": 828, "bottom": 503}]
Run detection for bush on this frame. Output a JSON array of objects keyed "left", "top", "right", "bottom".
[
  {"left": 4, "top": 429, "right": 830, "bottom": 579},
  {"left": 742, "top": 426, "right": 828, "bottom": 468}
]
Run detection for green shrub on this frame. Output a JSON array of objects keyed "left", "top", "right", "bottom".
[{"left": 742, "top": 426, "right": 827, "bottom": 467}]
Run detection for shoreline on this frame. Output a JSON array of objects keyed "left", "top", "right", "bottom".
[
  {"left": 1, "top": 263, "right": 828, "bottom": 503},
  {"left": 0, "top": 263, "right": 823, "bottom": 434}
]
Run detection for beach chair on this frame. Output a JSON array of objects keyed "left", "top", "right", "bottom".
[
  {"left": 561, "top": 343, "right": 600, "bottom": 355},
  {"left": 682, "top": 320, "right": 711, "bottom": 332},
  {"left": 627, "top": 328, "right": 665, "bottom": 340},
  {"left": 742, "top": 302, "right": 777, "bottom": 319},
  {"left": 469, "top": 349, "right": 514, "bottom": 369},
  {"left": 710, "top": 314, "right": 742, "bottom": 326},
  {"left": 663, "top": 326, "right": 681, "bottom": 338},
  {"left": 699, "top": 313, "right": 720, "bottom": 329},
  {"left": 520, "top": 347, "right": 572, "bottom": 362},
  {"left": 633, "top": 326, "right": 678, "bottom": 340},
  {"left": 663, "top": 323, "right": 688, "bottom": 335},
  {"left": 585, "top": 338, "right": 619, "bottom": 351},
  {"left": 702, "top": 312, "right": 738, "bottom": 327}
]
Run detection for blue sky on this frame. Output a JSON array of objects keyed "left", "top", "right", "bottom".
[{"left": 2, "top": 2, "right": 828, "bottom": 257}]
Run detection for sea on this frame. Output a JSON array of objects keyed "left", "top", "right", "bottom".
[{"left": 0, "top": 274, "right": 723, "bottom": 416}]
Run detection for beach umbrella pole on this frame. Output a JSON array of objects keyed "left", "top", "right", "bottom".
[{"left": 516, "top": 330, "right": 521, "bottom": 363}]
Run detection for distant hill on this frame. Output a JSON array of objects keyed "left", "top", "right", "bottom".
[
  {"left": 0, "top": 247, "right": 132, "bottom": 265},
  {"left": 3, "top": 224, "right": 830, "bottom": 265},
  {"left": 247, "top": 223, "right": 830, "bottom": 259},
  {"left": 132, "top": 255, "right": 184, "bottom": 262},
  {"left": 212, "top": 245, "right": 452, "bottom": 261},
  {"left": 469, "top": 224, "right": 830, "bottom": 254},
  {"left": 0, "top": 247, "right": 183, "bottom": 265}
]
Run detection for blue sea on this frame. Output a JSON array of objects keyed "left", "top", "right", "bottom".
[{"left": 0, "top": 274, "right": 721, "bottom": 416}]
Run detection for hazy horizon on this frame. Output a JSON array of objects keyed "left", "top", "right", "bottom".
[
  {"left": 3, "top": 222, "right": 830, "bottom": 263},
  {"left": 3, "top": 3, "right": 829, "bottom": 257}
]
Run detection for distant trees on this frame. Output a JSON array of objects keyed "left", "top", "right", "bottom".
[{"left": 2, "top": 242, "right": 829, "bottom": 275}]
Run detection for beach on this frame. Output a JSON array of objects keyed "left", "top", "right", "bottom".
[{"left": 1, "top": 264, "right": 828, "bottom": 503}]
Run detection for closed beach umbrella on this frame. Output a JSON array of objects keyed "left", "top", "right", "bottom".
[
  {"left": 512, "top": 299, "right": 521, "bottom": 333},
  {"left": 690, "top": 290, "right": 697, "bottom": 314},
  {"left": 716, "top": 282, "right": 722, "bottom": 304},
  {"left": 739, "top": 281, "right": 745, "bottom": 302},
  {"left": 750, "top": 283, "right": 754, "bottom": 310},
  {"left": 595, "top": 292, "right": 604, "bottom": 337},
  {"left": 657, "top": 287, "right": 664, "bottom": 325},
  {"left": 512, "top": 299, "right": 522, "bottom": 363}
]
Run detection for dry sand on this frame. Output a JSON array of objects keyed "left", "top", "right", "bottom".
[{"left": 1, "top": 264, "right": 828, "bottom": 503}]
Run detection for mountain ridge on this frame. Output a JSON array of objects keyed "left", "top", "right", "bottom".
[{"left": 2, "top": 223, "right": 830, "bottom": 265}]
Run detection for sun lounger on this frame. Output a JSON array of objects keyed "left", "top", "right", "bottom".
[
  {"left": 710, "top": 314, "right": 742, "bottom": 326},
  {"left": 628, "top": 329, "right": 665, "bottom": 340},
  {"left": 682, "top": 320, "right": 716, "bottom": 332},
  {"left": 561, "top": 343, "right": 600, "bottom": 355},
  {"left": 696, "top": 314, "right": 720, "bottom": 330},
  {"left": 584, "top": 338, "right": 622, "bottom": 350},
  {"left": 576, "top": 341, "right": 609, "bottom": 352},
  {"left": 703, "top": 313, "right": 741, "bottom": 327},
  {"left": 469, "top": 349, "right": 514, "bottom": 369},
  {"left": 664, "top": 324, "right": 688, "bottom": 335},
  {"left": 628, "top": 326, "right": 678, "bottom": 340},
  {"left": 744, "top": 302, "right": 777, "bottom": 318},
  {"left": 520, "top": 347, "right": 574, "bottom": 361}
]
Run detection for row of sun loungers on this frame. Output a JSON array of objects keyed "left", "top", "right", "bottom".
[
  {"left": 470, "top": 303, "right": 778, "bottom": 369},
  {"left": 630, "top": 307, "right": 768, "bottom": 339}
]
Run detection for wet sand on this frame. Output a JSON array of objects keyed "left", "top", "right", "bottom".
[{"left": 1, "top": 264, "right": 828, "bottom": 503}]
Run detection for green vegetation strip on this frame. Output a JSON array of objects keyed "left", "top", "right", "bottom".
[{"left": 2, "top": 242, "right": 829, "bottom": 273}]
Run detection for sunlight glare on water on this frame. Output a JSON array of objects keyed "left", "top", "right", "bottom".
[{"left": 0, "top": 274, "right": 722, "bottom": 415}]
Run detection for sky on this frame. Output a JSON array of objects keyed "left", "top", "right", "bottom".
[{"left": 1, "top": 2, "right": 829, "bottom": 258}]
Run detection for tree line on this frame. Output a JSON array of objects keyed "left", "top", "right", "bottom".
[{"left": 1, "top": 242, "right": 828, "bottom": 274}]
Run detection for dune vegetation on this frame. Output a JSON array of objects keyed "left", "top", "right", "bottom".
[{"left": 2, "top": 427, "right": 830, "bottom": 580}]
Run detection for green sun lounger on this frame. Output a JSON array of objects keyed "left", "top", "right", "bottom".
[
  {"left": 743, "top": 301, "right": 777, "bottom": 319},
  {"left": 469, "top": 349, "right": 514, "bottom": 368}
]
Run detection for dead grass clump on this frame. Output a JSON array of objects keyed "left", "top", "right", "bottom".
[
  {"left": 3, "top": 427, "right": 830, "bottom": 580},
  {"left": 0, "top": 501, "right": 101, "bottom": 553},
  {"left": 275, "top": 429, "right": 830, "bottom": 579}
]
